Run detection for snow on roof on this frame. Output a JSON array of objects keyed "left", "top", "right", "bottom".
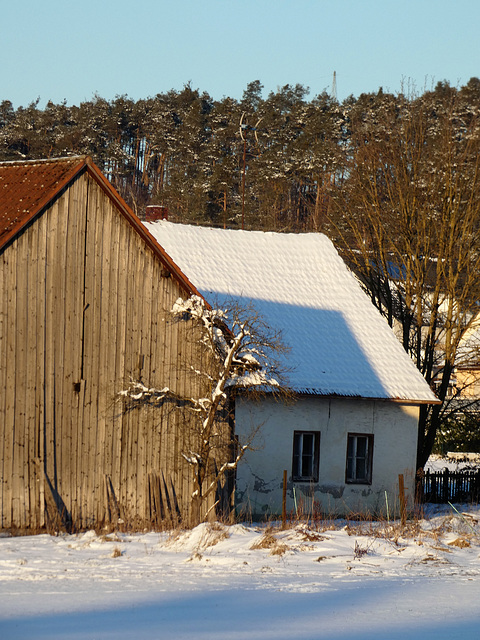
[{"left": 146, "top": 221, "right": 437, "bottom": 403}]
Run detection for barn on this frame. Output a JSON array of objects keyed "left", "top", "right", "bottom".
[{"left": 0, "top": 156, "right": 229, "bottom": 531}]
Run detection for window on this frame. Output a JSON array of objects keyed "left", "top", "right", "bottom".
[
  {"left": 346, "top": 433, "right": 373, "bottom": 484},
  {"left": 292, "top": 431, "right": 320, "bottom": 482}
]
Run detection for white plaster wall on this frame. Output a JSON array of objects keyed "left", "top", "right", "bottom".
[{"left": 235, "top": 396, "right": 419, "bottom": 519}]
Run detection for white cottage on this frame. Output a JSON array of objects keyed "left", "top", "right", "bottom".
[{"left": 146, "top": 221, "right": 438, "bottom": 518}]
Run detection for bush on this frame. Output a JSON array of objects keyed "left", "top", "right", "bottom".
[{"left": 434, "top": 412, "right": 480, "bottom": 454}]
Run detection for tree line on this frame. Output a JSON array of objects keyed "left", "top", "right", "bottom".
[
  {"left": 2, "top": 77, "right": 480, "bottom": 466},
  {"left": 2, "top": 79, "right": 480, "bottom": 231},
  {"left": 1, "top": 80, "right": 342, "bottom": 227}
]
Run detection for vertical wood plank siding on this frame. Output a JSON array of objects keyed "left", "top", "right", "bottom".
[{"left": 0, "top": 171, "right": 221, "bottom": 530}]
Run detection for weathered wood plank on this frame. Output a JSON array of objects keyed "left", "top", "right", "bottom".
[
  {"left": 5, "top": 239, "right": 19, "bottom": 526},
  {"left": 14, "top": 231, "right": 29, "bottom": 527},
  {"left": 104, "top": 196, "right": 120, "bottom": 516},
  {"left": 120, "top": 224, "right": 135, "bottom": 523},
  {"left": 95, "top": 185, "right": 112, "bottom": 524},
  {"left": 35, "top": 212, "right": 48, "bottom": 529},
  {"left": 11, "top": 232, "right": 27, "bottom": 528},
  {"left": 53, "top": 194, "right": 68, "bottom": 518},
  {"left": 113, "top": 212, "right": 128, "bottom": 516},
  {"left": 148, "top": 278, "right": 163, "bottom": 481},
  {"left": 0, "top": 250, "right": 7, "bottom": 527},
  {"left": 24, "top": 226, "right": 38, "bottom": 527},
  {"left": 81, "top": 175, "right": 99, "bottom": 528},
  {"left": 43, "top": 198, "right": 59, "bottom": 522},
  {"left": 69, "top": 176, "right": 88, "bottom": 526},
  {"left": 90, "top": 179, "right": 104, "bottom": 526},
  {"left": 64, "top": 179, "right": 80, "bottom": 525},
  {"left": 62, "top": 183, "right": 78, "bottom": 524},
  {"left": 139, "top": 250, "right": 154, "bottom": 524},
  {"left": 133, "top": 239, "right": 146, "bottom": 521}
]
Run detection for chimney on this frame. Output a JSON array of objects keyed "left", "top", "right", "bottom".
[{"left": 145, "top": 205, "right": 168, "bottom": 222}]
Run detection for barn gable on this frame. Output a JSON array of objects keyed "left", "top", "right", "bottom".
[
  {"left": 0, "top": 157, "right": 223, "bottom": 531},
  {"left": 0, "top": 157, "right": 200, "bottom": 298}
]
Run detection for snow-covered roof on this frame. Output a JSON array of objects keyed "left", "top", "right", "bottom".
[{"left": 145, "top": 221, "right": 437, "bottom": 403}]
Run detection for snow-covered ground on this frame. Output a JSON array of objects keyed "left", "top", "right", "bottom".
[{"left": 1, "top": 506, "right": 480, "bottom": 639}]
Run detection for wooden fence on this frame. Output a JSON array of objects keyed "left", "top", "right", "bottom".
[{"left": 420, "top": 469, "right": 480, "bottom": 503}]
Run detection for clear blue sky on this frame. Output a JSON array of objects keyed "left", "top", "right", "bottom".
[{"left": 2, "top": 0, "right": 479, "bottom": 107}]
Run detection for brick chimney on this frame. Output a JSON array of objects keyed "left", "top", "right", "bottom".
[{"left": 145, "top": 205, "right": 168, "bottom": 222}]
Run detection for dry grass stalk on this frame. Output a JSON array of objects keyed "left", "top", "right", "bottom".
[
  {"left": 448, "top": 537, "right": 471, "bottom": 548},
  {"left": 250, "top": 528, "right": 277, "bottom": 550},
  {"left": 250, "top": 526, "right": 290, "bottom": 556}
]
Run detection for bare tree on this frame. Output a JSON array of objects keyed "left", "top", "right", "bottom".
[
  {"left": 120, "top": 295, "right": 289, "bottom": 525},
  {"left": 330, "top": 88, "right": 480, "bottom": 468}
]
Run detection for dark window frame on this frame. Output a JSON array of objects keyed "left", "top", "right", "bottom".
[
  {"left": 292, "top": 430, "right": 320, "bottom": 482},
  {"left": 346, "top": 433, "right": 373, "bottom": 485}
]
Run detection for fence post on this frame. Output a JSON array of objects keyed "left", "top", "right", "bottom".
[
  {"left": 282, "top": 470, "right": 287, "bottom": 529},
  {"left": 443, "top": 469, "right": 449, "bottom": 503},
  {"left": 398, "top": 474, "right": 406, "bottom": 526}
]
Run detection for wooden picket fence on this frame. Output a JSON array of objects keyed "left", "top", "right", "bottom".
[{"left": 420, "top": 469, "right": 480, "bottom": 503}]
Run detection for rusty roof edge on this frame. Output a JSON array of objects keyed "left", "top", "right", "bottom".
[
  {"left": 83, "top": 157, "right": 207, "bottom": 305},
  {"left": 0, "top": 156, "right": 88, "bottom": 252},
  {"left": 294, "top": 389, "right": 440, "bottom": 405}
]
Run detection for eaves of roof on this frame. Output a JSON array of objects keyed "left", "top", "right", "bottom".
[
  {"left": 235, "top": 386, "right": 440, "bottom": 405},
  {"left": 294, "top": 388, "right": 441, "bottom": 405}
]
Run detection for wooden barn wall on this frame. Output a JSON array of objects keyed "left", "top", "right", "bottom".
[{"left": 0, "top": 171, "right": 225, "bottom": 530}]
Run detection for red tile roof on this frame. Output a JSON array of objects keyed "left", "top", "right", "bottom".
[{"left": 0, "top": 156, "right": 86, "bottom": 249}]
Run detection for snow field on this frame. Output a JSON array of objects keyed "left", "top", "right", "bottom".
[{"left": 1, "top": 507, "right": 480, "bottom": 638}]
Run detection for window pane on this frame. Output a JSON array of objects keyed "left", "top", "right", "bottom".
[
  {"left": 356, "top": 457, "right": 367, "bottom": 480},
  {"left": 346, "top": 434, "right": 372, "bottom": 484},
  {"left": 293, "top": 433, "right": 302, "bottom": 478},
  {"left": 292, "top": 431, "right": 320, "bottom": 481},
  {"left": 346, "top": 455, "right": 354, "bottom": 480},
  {"left": 347, "top": 437, "right": 355, "bottom": 458},
  {"left": 356, "top": 437, "right": 367, "bottom": 458},
  {"left": 303, "top": 432, "right": 314, "bottom": 450},
  {"left": 302, "top": 433, "right": 314, "bottom": 477},
  {"left": 301, "top": 451, "right": 313, "bottom": 477}
]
